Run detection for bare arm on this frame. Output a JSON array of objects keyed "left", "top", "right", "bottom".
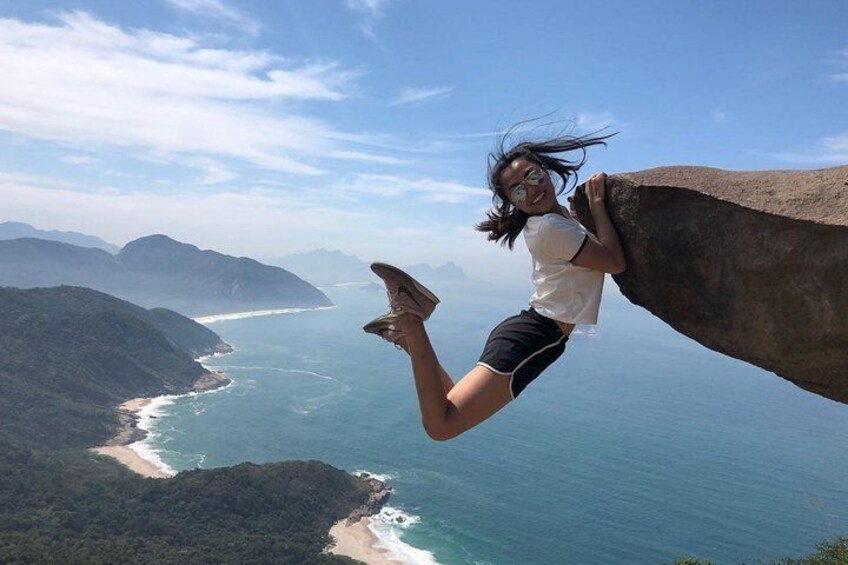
[{"left": 570, "top": 173, "right": 626, "bottom": 274}]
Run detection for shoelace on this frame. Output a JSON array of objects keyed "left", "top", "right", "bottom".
[
  {"left": 379, "top": 326, "right": 404, "bottom": 350},
  {"left": 387, "top": 285, "right": 424, "bottom": 317}
]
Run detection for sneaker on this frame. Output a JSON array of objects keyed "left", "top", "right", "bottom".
[
  {"left": 363, "top": 311, "right": 404, "bottom": 349},
  {"left": 370, "top": 262, "right": 440, "bottom": 321}
]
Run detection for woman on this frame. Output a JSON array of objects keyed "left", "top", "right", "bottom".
[{"left": 364, "top": 132, "right": 625, "bottom": 441}]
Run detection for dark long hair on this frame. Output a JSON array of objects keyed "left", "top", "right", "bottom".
[{"left": 476, "top": 126, "right": 617, "bottom": 249}]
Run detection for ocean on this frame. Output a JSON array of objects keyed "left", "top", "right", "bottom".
[{"left": 132, "top": 280, "right": 848, "bottom": 565}]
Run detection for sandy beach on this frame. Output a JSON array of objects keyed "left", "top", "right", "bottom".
[
  {"left": 91, "top": 368, "right": 397, "bottom": 564},
  {"left": 91, "top": 444, "right": 172, "bottom": 478},
  {"left": 90, "top": 397, "right": 175, "bottom": 479},
  {"left": 326, "top": 517, "right": 402, "bottom": 565}
]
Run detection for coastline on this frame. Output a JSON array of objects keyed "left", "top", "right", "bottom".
[
  {"left": 91, "top": 398, "right": 172, "bottom": 478},
  {"left": 90, "top": 364, "right": 231, "bottom": 478},
  {"left": 92, "top": 305, "right": 414, "bottom": 565},
  {"left": 193, "top": 305, "right": 335, "bottom": 325},
  {"left": 326, "top": 517, "right": 402, "bottom": 565}
]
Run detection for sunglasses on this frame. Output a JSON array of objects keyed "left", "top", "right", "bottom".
[{"left": 506, "top": 167, "right": 546, "bottom": 204}]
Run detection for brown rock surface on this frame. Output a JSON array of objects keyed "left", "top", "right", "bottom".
[{"left": 574, "top": 165, "right": 848, "bottom": 404}]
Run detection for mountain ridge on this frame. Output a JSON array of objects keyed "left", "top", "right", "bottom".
[
  {"left": 0, "top": 221, "right": 120, "bottom": 253},
  {"left": 267, "top": 247, "right": 471, "bottom": 287},
  {"left": 0, "top": 235, "right": 332, "bottom": 316}
]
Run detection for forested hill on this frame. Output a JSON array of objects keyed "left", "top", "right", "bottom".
[
  {"left": 0, "top": 286, "right": 230, "bottom": 450},
  {"left": 0, "top": 235, "right": 332, "bottom": 316},
  {"left": 0, "top": 286, "right": 377, "bottom": 563}
]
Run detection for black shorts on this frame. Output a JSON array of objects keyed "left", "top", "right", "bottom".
[{"left": 477, "top": 308, "right": 568, "bottom": 400}]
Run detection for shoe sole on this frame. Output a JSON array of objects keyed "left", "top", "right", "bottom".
[
  {"left": 362, "top": 312, "right": 397, "bottom": 335},
  {"left": 369, "top": 262, "right": 441, "bottom": 308}
]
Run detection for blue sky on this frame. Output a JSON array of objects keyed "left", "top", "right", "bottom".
[{"left": 0, "top": 0, "right": 845, "bottom": 284}]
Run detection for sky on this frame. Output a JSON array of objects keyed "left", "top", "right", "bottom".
[{"left": 0, "top": 0, "right": 846, "bottom": 285}]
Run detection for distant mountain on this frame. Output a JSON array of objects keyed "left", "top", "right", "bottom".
[
  {"left": 0, "top": 221, "right": 120, "bottom": 253},
  {"left": 404, "top": 261, "right": 470, "bottom": 284},
  {"left": 0, "top": 235, "right": 332, "bottom": 316},
  {"left": 265, "top": 249, "right": 372, "bottom": 286},
  {"left": 267, "top": 248, "right": 471, "bottom": 287}
]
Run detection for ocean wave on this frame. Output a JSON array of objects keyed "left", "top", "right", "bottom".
[
  {"left": 210, "top": 365, "right": 349, "bottom": 414},
  {"left": 196, "top": 350, "right": 235, "bottom": 363},
  {"left": 127, "top": 378, "right": 235, "bottom": 476},
  {"left": 214, "top": 366, "right": 341, "bottom": 382},
  {"left": 191, "top": 453, "right": 207, "bottom": 469},
  {"left": 318, "top": 281, "right": 374, "bottom": 288},
  {"left": 353, "top": 470, "right": 394, "bottom": 483},
  {"left": 345, "top": 471, "right": 440, "bottom": 563},
  {"left": 373, "top": 506, "right": 421, "bottom": 529},
  {"left": 193, "top": 306, "right": 335, "bottom": 325},
  {"left": 368, "top": 506, "right": 440, "bottom": 565}
]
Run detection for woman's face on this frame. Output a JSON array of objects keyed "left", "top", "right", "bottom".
[{"left": 499, "top": 158, "right": 559, "bottom": 215}]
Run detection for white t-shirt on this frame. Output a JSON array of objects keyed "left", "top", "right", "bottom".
[{"left": 523, "top": 209, "right": 605, "bottom": 325}]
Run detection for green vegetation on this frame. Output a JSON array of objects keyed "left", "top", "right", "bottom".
[
  {"left": 772, "top": 537, "right": 848, "bottom": 564},
  {"left": 0, "top": 286, "right": 371, "bottom": 564},
  {"left": 0, "top": 286, "right": 215, "bottom": 449},
  {"left": 0, "top": 449, "right": 368, "bottom": 564},
  {"left": 669, "top": 537, "right": 848, "bottom": 564}
]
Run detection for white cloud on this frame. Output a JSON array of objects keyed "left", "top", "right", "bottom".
[
  {"left": 392, "top": 86, "right": 453, "bottom": 106},
  {"left": 346, "top": 0, "right": 391, "bottom": 16},
  {"left": 0, "top": 170, "right": 82, "bottom": 188},
  {"left": 0, "top": 12, "right": 390, "bottom": 177},
  {"left": 337, "top": 174, "right": 488, "bottom": 203},
  {"left": 0, "top": 171, "right": 523, "bottom": 284},
  {"left": 328, "top": 150, "right": 408, "bottom": 165},
  {"left": 345, "top": 0, "right": 393, "bottom": 40},
  {"left": 163, "top": 0, "right": 261, "bottom": 36},
  {"left": 184, "top": 156, "right": 238, "bottom": 184},
  {"left": 574, "top": 112, "right": 617, "bottom": 133},
  {"left": 770, "top": 134, "right": 848, "bottom": 165},
  {"left": 774, "top": 50, "right": 847, "bottom": 165},
  {"left": 61, "top": 154, "right": 100, "bottom": 165},
  {"left": 711, "top": 109, "right": 728, "bottom": 123},
  {"left": 827, "top": 47, "right": 848, "bottom": 82}
]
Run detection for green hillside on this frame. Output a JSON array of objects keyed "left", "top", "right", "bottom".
[{"left": 0, "top": 286, "right": 374, "bottom": 564}]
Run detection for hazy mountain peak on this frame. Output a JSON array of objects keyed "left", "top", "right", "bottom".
[
  {"left": 265, "top": 248, "right": 371, "bottom": 286},
  {"left": 1, "top": 233, "right": 331, "bottom": 315},
  {"left": 265, "top": 248, "right": 472, "bottom": 286},
  {"left": 0, "top": 221, "right": 120, "bottom": 253},
  {"left": 122, "top": 233, "right": 196, "bottom": 251}
]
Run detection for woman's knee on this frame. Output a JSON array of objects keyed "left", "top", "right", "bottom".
[{"left": 422, "top": 417, "right": 460, "bottom": 442}]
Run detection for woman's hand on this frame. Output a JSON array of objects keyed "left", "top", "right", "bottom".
[
  {"left": 585, "top": 172, "right": 607, "bottom": 212},
  {"left": 571, "top": 171, "right": 626, "bottom": 274},
  {"left": 566, "top": 196, "right": 578, "bottom": 219}
]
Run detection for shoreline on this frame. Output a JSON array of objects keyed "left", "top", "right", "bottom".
[
  {"left": 91, "top": 375, "right": 404, "bottom": 565},
  {"left": 92, "top": 306, "right": 411, "bottom": 565},
  {"left": 325, "top": 517, "right": 403, "bottom": 565},
  {"left": 90, "top": 363, "right": 231, "bottom": 479},
  {"left": 193, "top": 305, "right": 335, "bottom": 325},
  {"left": 91, "top": 398, "right": 173, "bottom": 478}
]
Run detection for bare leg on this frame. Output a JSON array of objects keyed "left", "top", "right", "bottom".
[
  {"left": 394, "top": 336, "right": 454, "bottom": 396},
  {"left": 397, "top": 313, "right": 512, "bottom": 441}
]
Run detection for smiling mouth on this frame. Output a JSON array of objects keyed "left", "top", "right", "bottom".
[{"left": 531, "top": 191, "right": 545, "bottom": 205}]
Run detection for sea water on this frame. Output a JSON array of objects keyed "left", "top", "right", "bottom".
[{"left": 137, "top": 281, "right": 848, "bottom": 565}]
